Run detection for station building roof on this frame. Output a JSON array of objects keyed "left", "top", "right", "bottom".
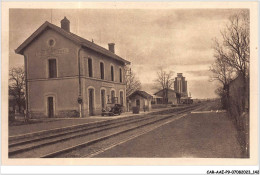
[
  {"left": 128, "top": 90, "right": 153, "bottom": 99},
  {"left": 15, "top": 21, "right": 130, "bottom": 65}
]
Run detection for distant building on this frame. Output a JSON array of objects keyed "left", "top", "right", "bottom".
[
  {"left": 153, "top": 89, "right": 180, "bottom": 104},
  {"left": 15, "top": 17, "right": 130, "bottom": 118},
  {"left": 128, "top": 91, "right": 152, "bottom": 111},
  {"left": 174, "top": 73, "right": 188, "bottom": 97},
  {"left": 228, "top": 74, "right": 249, "bottom": 112},
  {"left": 151, "top": 94, "right": 163, "bottom": 104}
]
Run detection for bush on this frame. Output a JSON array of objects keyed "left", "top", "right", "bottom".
[{"left": 9, "top": 111, "right": 15, "bottom": 122}]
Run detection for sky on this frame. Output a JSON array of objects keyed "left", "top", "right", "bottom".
[{"left": 9, "top": 9, "right": 241, "bottom": 99}]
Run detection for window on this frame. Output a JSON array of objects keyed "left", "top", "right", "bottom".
[
  {"left": 47, "top": 38, "right": 56, "bottom": 47},
  {"left": 119, "top": 68, "right": 122, "bottom": 83},
  {"left": 48, "top": 59, "right": 57, "bottom": 78},
  {"left": 100, "top": 62, "right": 104, "bottom": 80},
  {"left": 111, "top": 65, "right": 114, "bottom": 81},
  {"left": 88, "top": 58, "right": 93, "bottom": 77}
]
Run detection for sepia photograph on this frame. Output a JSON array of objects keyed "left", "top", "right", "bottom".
[{"left": 1, "top": 1, "right": 259, "bottom": 169}]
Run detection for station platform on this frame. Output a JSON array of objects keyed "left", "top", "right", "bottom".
[{"left": 9, "top": 106, "right": 177, "bottom": 137}]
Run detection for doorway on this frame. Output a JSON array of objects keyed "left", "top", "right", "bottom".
[
  {"left": 101, "top": 89, "right": 105, "bottom": 109},
  {"left": 111, "top": 90, "right": 115, "bottom": 104},
  {"left": 47, "top": 97, "right": 54, "bottom": 118},
  {"left": 136, "top": 99, "right": 140, "bottom": 108},
  {"left": 89, "top": 89, "right": 94, "bottom": 116},
  {"left": 120, "top": 91, "right": 123, "bottom": 105}
]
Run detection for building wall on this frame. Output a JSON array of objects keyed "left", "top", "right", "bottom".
[
  {"left": 167, "top": 92, "right": 178, "bottom": 104},
  {"left": 24, "top": 29, "right": 80, "bottom": 118},
  {"left": 28, "top": 78, "right": 79, "bottom": 118},
  {"left": 129, "top": 94, "right": 151, "bottom": 111},
  {"left": 24, "top": 29, "right": 80, "bottom": 80},
  {"left": 80, "top": 48, "right": 126, "bottom": 117},
  {"left": 23, "top": 28, "right": 127, "bottom": 118},
  {"left": 229, "top": 74, "right": 249, "bottom": 115},
  {"left": 81, "top": 48, "right": 125, "bottom": 84},
  {"left": 228, "top": 74, "right": 249, "bottom": 158},
  {"left": 155, "top": 90, "right": 177, "bottom": 104},
  {"left": 82, "top": 78, "right": 126, "bottom": 116}
]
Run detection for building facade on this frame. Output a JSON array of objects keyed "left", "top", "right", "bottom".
[
  {"left": 153, "top": 89, "right": 179, "bottom": 104},
  {"left": 128, "top": 91, "right": 152, "bottom": 111},
  {"left": 174, "top": 73, "right": 188, "bottom": 97},
  {"left": 15, "top": 17, "right": 130, "bottom": 118}
]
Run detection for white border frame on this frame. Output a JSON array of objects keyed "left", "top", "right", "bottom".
[{"left": 1, "top": 2, "right": 259, "bottom": 173}]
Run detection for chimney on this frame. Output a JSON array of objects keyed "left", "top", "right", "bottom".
[
  {"left": 108, "top": 43, "right": 115, "bottom": 53},
  {"left": 61, "top": 17, "right": 70, "bottom": 32},
  {"left": 177, "top": 73, "right": 183, "bottom": 77}
]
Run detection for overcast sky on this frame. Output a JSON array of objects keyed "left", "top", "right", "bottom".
[{"left": 10, "top": 9, "right": 241, "bottom": 99}]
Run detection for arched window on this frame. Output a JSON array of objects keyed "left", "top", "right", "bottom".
[
  {"left": 100, "top": 62, "right": 104, "bottom": 80},
  {"left": 119, "top": 68, "right": 122, "bottom": 83},
  {"left": 111, "top": 65, "right": 114, "bottom": 81}
]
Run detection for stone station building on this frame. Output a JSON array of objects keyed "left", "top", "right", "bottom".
[{"left": 15, "top": 17, "right": 130, "bottom": 118}]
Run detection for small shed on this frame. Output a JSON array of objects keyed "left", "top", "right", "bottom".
[{"left": 128, "top": 91, "right": 153, "bottom": 111}]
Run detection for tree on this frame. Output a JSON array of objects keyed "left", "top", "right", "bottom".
[
  {"left": 154, "top": 68, "right": 174, "bottom": 104},
  {"left": 212, "top": 10, "right": 249, "bottom": 109},
  {"left": 214, "top": 86, "right": 229, "bottom": 109},
  {"left": 125, "top": 66, "right": 141, "bottom": 97},
  {"left": 210, "top": 46, "right": 236, "bottom": 86},
  {"left": 209, "top": 51, "right": 235, "bottom": 108},
  {"left": 9, "top": 66, "right": 25, "bottom": 113},
  {"left": 219, "top": 11, "right": 249, "bottom": 79}
]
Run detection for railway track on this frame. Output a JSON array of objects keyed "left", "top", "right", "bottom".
[{"left": 9, "top": 104, "right": 202, "bottom": 158}]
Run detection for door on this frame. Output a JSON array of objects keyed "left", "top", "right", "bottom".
[
  {"left": 101, "top": 90, "right": 105, "bottom": 109},
  {"left": 111, "top": 90, "right": 115, "bottom": 104},
  {"left": 120, "top": 91, "right": 123, "bottom": 105},
  {"left": 136, "top": 99, "right": 140, "bottom": 108},
  {"left": 89, "top": 89, "right": 94, "bottom": 116},
  {"left": 47, "top": 97, "right": 54, "bottom": 118}
]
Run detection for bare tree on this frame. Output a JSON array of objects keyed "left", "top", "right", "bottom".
[
  {"left": 220, "top": 11, "right": 250, "bottom": 78},
  {"left": 210, "top": 52, "right": 236, "bottom": 109},
  {"left": 9, "top": 66, "right": 25, "bottom": 113},
  {"left": 212, "top": 10, "right": 249, "bottom": 109},
  {"left": 154, "top": 68, "right": 174, "bottom": 104},
  {"left": 125, "top": 66, "right": 141, "bottom": 97},
  {"left": 210, "top": 43, "right": 236, "bottom": 85}
]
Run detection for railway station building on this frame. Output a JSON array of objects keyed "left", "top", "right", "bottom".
[{"left": 15, "top": 17, "right": 130, "bottom": 118}]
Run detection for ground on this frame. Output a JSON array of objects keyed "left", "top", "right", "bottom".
[
  {"left": 8, "top": 101, "right": 243, "bottom": 158},
  {"left": 94, "top": 104, "right": 242, "bottom": 158}
]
